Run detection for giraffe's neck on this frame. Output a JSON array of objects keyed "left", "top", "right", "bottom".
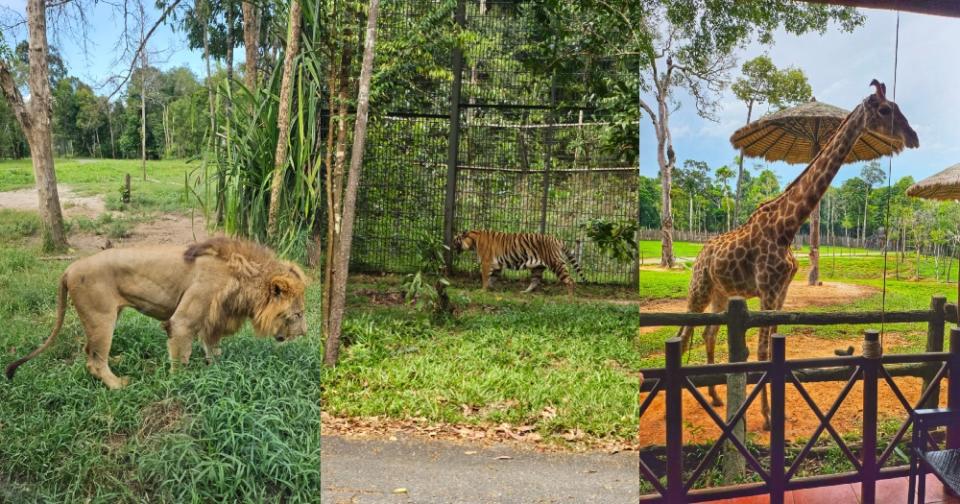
[{"left": 764, "top": 102, "right": 868, "bottom": 238}]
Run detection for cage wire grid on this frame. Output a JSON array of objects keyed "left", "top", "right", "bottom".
[{"left": 331, "top": 0, "right": 639, "bottom": 284}]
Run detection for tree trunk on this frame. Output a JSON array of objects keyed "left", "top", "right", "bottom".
[
  {"left": 323, "top": 27, "right": 354, "bottom": 340},
  {"left": 320, "top": 61, "right": 339, "bottom": 337},
  {"left": 733, "top": 100, "right": 753, "bottom": 226},
  {"left": 324, "top": 0, "right": 379, "bottom": 367},
  {"left": 242, "top": 0, "right": 259, "bottom": 90},
  {"left": 0, "top": 0, "right": 68, "bottom": 251},
  {"left": 863, "top": 188, "right": 869, "bottom": 242},
  {"left": 140, "top": 5, "right": 148, "bottom": 180},
  {"left": 226, "top": 0, "right": 235, "bottom": 86},
  {"left": 266, "top": 0, "right": 303, "bottom": 240},
  {"left": 656, "top": 94, "right": 675, "bottom": 268},
  {"left": 808, "top": 202, "right": 821, "bottom": 285}
]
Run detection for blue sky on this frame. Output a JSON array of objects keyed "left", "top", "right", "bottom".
[
  {"left": 640, "top": 7, "right": 960, "bottom": 188},
  {"left": 1, "top": 0, "right": 208, "bottom": 91}
]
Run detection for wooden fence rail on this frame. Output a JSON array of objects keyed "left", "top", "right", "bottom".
[{"left": 638, "top": 296, "right": 959, "bottom": 503}]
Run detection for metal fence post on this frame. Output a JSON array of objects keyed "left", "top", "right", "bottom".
[
  {"left": 770, "top": 334, "right": 787, "bottom": 504},
  {"left": 861, "top": 329, "right": 880, "bottom": 504},
  {"left": 723, "top": 297, "right": 749, "bottom": 481},
  {"left": 923, "top": 296, "right": 946, "bottom": 409},
  {"left": 949, "top": 328, "right": 960, "bottom": 449},
  {"left": 442, "top": 0, "right": 466, "bottom": 274},
  {"left": 538, "top": 74, "right": 557, "bottom": 234},
  {"left": 665, "top": 337, "right": 684, "bottom": 503}
]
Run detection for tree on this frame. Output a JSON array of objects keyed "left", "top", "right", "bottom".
[
  {"left": 266, "top": 0, "right": 303, "bottom": 240},
  {"left": 325, "top": 0, "right": 380, "bottom": 367},
  {"left": 730, "top": 56, "right": 813, "bottom": 225},
  {"left": 0, "top": 0, "right": 68, "bottom": 250},
  {"left": 715, "top": 165, "right": 735, "bottom": 231},
  {"left": 639, "top": 3, "right": 860, "bottom": 268},
  {"left": 241, "top": 0, "right": 259, "bottom": 90},
  {"left": 860, "top": 160, "right": 885, "bottom": 241}
]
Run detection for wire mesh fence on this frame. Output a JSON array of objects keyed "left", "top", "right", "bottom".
[{"left": 346, "top": 0, "right": 639, "bottom": 284}]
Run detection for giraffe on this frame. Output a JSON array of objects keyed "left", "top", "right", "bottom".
[{"left": 677, "top": 80, "right": 919, "bottom": 430}]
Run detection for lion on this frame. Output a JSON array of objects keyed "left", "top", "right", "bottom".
[{"left": 5, "top": 237, "right": 308, "bottom": 389}]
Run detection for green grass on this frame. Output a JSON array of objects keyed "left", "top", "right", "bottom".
[
  {"left": 321, "top": 274, "right": 639, "bottom": 447},
  {"left": 0, "top": 232, "right": 321, "bottom": 501},
  {"left": 0, "top": 158, "right": 196, "bottom": 213}
]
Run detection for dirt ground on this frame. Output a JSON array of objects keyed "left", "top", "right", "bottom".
[
  {"left": 638, "top": 329, "right": 943, "bottom": 446},
  {"left": 639, "top": 281, "right": 877, "bottom": 334},
  {"left": 0, "top": 184, "right": 105, "bottom": 218},
  {"left": 69, "top": 213, "right": 211, "bottom": 252},
  {"left": 0, "top": 185, "right": 210, "bottom": 252}
]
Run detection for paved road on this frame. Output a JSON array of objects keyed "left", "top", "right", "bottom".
[{"left": 321, "top": 435, "right": 639, "bottom": 504}]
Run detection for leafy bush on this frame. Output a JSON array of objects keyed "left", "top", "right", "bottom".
[{"left": 582, "top": 218, "right": 638, "bottom": 262}]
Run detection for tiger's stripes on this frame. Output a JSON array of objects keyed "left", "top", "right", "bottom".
[{"left": 452, "top": 230, "right": 585, "bottom": 295}]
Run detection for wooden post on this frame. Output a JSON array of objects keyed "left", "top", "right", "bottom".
[
  {"left": 122, "top": 173, "right": 131, "bottom": 205},
  {"left": 861, "top": 329, "right": 880, "bottom": 504},
  {"left": 948, "top": 328, "right": 960, "bottom": 450},
  {"left": 723, "top": 297, "right": 749, "bottom": 480},
  {"left": 665, "top": 337, "right": 684, "bottom": 503},
  {"left": 770, "top": 334, "right": 787, "bottom": 504},
  {"left": 924, "top": 296, "right": 946, "bottom": 409}
]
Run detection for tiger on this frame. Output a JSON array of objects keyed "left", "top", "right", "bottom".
[{"left": 452, "top": 230, "right": 585, "bottom": 295}]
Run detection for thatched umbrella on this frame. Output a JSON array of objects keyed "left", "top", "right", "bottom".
[
  {"left": 731, "top": 99, "right": 907, "bottom": 164},
  {"left": 730, "top": 98, "right": 907, "bottom": 285},
  {"left": 907, "top": 164, "right": 960, "bottom": 200},
  {"left": 907, "top": 164, "right": 960, "bottom": 312}
]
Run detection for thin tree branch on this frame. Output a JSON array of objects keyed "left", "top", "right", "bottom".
[
  {"left": 106, "top": 0, "right": 183, "bottom": 99},
  {"left": 0, "top": 60, "right": 31, "bottom": 135}
]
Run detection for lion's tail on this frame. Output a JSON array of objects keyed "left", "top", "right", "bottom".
[{"left": 5, "top": 274, "right": 69, "bottom": 381}]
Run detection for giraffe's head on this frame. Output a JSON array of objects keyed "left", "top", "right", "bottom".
[{"left": 862, "top": 79, "right": 919, "bottom": 151}]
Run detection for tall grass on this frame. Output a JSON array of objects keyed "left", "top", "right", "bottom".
[
  {"left": 201, "top": 0, "right": 325, "bottom": 260},
  {"left": 0, "top": 244, "right": 321, "bottom": 502}
]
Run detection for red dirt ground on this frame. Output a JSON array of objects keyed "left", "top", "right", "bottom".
[
  {"left": 639, "top": 331, "right": 946, "bottom": 446},
  {"left": 639, "top": 281, "right": 876, "bottom": 334}
]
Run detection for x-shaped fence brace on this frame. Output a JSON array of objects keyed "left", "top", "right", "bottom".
[{"left": 638, "top": 358, "right": 952, "bottom": 496}]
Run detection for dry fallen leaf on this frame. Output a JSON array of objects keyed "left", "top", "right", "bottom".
[
  {"left": 464, "top": 450, "right": 478, "bottom": 455},
  {"left": 540, "top": 406, "right": 557, "bottom": 420}
]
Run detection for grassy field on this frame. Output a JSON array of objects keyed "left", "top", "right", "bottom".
[
  {"left": 0, "top": 158, "right": 201, "bottom": 213},
  {"left": 639, "top": 239, "right": 882, "bottom": 264},
  {"left": 0, "top": 159, "right": 321, "bottom": 502},
  {"left": 320, "top": 274, "right": 640, "bottom": 448}
]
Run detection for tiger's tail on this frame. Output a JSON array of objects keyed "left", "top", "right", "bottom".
[{"left": 565, "top": 246, "right": 586, "bottom": 282}]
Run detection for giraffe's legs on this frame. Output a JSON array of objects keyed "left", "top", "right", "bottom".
[
  {"left": 678, "top": 265, "right": 713, "bottom": 355},
  {"left": 703, "top": 295, "right": 728, "bottom": 407},
  {"left": 757, "top": 266, "right": 794, "bottom": 431}
]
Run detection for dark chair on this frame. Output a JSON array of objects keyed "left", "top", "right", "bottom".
[{"left": 908, "top": 408, "right": 960, "bottom": 504}]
